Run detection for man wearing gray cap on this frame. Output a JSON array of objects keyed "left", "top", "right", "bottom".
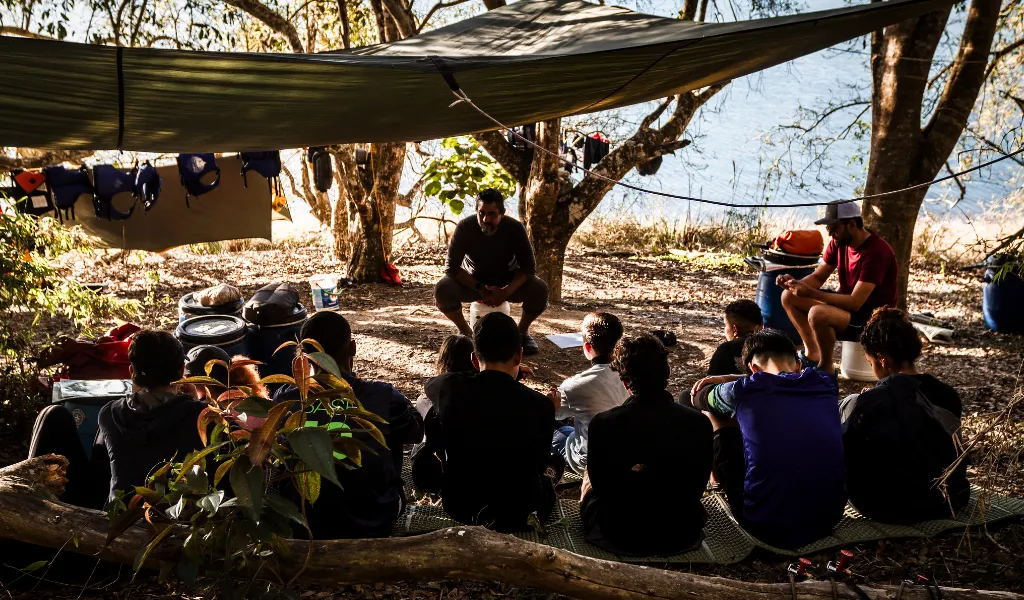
[{"left": 777, "top": 202, "right": 898, "bottom": 373}]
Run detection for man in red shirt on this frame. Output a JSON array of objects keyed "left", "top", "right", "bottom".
[{"left": 777, "top": 202, "right": 898, "bottom": 373}]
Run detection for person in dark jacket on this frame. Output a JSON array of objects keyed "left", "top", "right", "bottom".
[
  {"left": 93, "top": 330, "right": 207, "bottom": 503},
  {"left": 433, "top": 188, "right": 548, "bottom": 355},
  {"left": 434, "top": 312, "right": 557, "bottom": 531},
  {"left": 841, "top": 308, "right": 969, "bottom": 523},
  {"left": 582, "top": 334, "right": 713, "bottom": 556},
  {"left": 274, "top": 311, "right": 424, "bottom": 539}
]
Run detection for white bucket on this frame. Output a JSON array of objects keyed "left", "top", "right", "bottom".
[
  {"left": 308, "top": 274, "right": 341, "bottom": 312},
  {"left": 469, "top": 301, "right": 511, "bottom": 329},
  {"left": 840, "top": 341, "right": 878, "bottom": 382}
]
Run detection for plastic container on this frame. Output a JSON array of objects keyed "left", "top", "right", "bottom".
[
  {"left": 247, "top": 304, "right": 309, "bottom": 376},
  {"left": 840, "top": 341, "right": 878, "bottom": 382},
  {"left": 178, "top": 291, "right": 245, "bottom": 325},
  {"left": 52, "top": 379, "right": 132, "bottom": 458},
  {"left": 469, "top": 301, "right": 511, "bottom": 329},
  {"left": 309, "top": 274, "right": 341, "bottom": 312},
  {"left": 983, "top": 257, "right": 1024, "bottom": 334},
  {"left": 754, "top": 267, "right": 815, "bottom": 342},
  {"left": 175, "top": 315, "right": 250, "bottom": 358}
]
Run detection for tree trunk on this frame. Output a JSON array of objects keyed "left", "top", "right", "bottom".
[
  {"left": 1, "top": 456, "right": 1020, "bottom": 600},
  {"left": 521, "top": 119, "right": 573, "bottom": 300}
]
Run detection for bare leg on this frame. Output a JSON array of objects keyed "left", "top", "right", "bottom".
[
  {"left": 808, "top": 304, "right": 852, "bottom": 373},
  {"left": 518, "top": 310, "right": 542, "bottom": 337},
  {"left": 443, "top": 309, "right": 473, "bottom": 337},
  {"left": 781, "top": 290, "right": 826, "bottom": 361}
]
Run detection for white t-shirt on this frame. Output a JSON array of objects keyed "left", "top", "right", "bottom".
[{"left": 557, "top": 362, "right": 629, "bottom": 474}]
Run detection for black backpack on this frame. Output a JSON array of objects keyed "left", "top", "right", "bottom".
[
  {"left": 307, "top": 147, "right": 333, "bottom": 193},
  {"left": 243, "top": 282, "right": 300, "bottom": 326}
]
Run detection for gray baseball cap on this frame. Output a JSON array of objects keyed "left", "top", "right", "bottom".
[{"left": 814, "top": 201, "right": 861, "bottom": 225}]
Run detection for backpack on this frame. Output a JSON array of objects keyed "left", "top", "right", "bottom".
[
  {"left": 43, "top": 166, "right": 93, "bottom": 222},
  {"left": 243, "top": 282, "right": 300, "bottom": 326},
  {"left": 307, "top": 147, "right": 333, "bottom": 193},
  {"left": 176, "top": 153, "right": 221, "bottom": 207},
  {"left": 135, "top": 162, "right": 161, "bottom": 212},
  {"left": 92, "top": 165, "right": 137, "bottom": 221},
  {"left": 7, "top": 170, "right": 53, "bottom": 216},
  {"left": 637, "top": 155, "right": 663, "bottom": 176},
  {"left": 240, "top": 151, "right": 283, "bottom": 197}
]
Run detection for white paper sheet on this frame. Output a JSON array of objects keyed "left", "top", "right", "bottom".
[{"left": 546, "top": 332, "right": 584, "bottom": 349}]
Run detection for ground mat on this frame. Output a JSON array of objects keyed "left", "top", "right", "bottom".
[{"left": 395, "top": 464, "right": 1024, "bottom": 564}]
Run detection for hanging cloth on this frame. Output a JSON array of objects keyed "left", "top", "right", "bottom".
[
  {"left": 240, "top": 151, "right": 283, "bottom": 197},
  {"left": 92, "top": 165, "right": 139, "bottom": 220},
  {"left": 574, "top": 133, "right": 610, "bottom": 170},
  {"left": 42, "top": 165, "right": 93, "bottom": 222},
  {"left": 134, "top": 162, "right": 161, "bottom": 212},
  {"left": 176, "top": 153, "right": 221, "bottom": 207}
]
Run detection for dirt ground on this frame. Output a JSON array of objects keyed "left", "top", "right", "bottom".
[{"left": 6, "top": 238, "right": 1023, "bottom": 598}]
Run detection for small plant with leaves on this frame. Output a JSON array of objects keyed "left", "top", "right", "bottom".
[
  {"left": 106, "top": 341, "right": 387, "bottom": 596},
  {"left": 422, "top": 136, "right": 518, "bottom": 215}
]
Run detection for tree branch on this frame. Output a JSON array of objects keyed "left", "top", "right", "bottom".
[
  {"left": 219, "top": 0, "right": 306, "bottom": 52},
  {"left": 921, "top": 0, "right": 1002, "bottom": 173},
  {"left": 0, "top": 26, "right": 57, "bottom": 40},
  {"left": 474, "top": 130, "right": 531, "bottom": 183},
  {"left": 638, "top": 97, "right": 676, "bottom": 131},
  {"left": 337, "top": 0, "right": 351, "bottom": 49},
  {"left": 417, "top": 0, "right": 473, "bottom": 33},
  {"left": 984, "top": 37, "right": 1024, "bottom": 79},
  {"left": 379, "top": 0, "right": 416, "bottom": 39}
]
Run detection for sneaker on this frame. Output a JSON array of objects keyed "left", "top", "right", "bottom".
[
  {"left": 797, "top": 350, "right": 818, "bottom": 370},
  {"left": 522, "top": 335, "right": 540, "bottom": 356}
]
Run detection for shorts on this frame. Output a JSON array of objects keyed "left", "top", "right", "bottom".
[{"left": 819, "top": 290, "right": 878, "bottom": 342}]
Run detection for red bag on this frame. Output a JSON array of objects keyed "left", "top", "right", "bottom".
[
  {"left": 38, "top": 323, "right": 140, "bottom": 381},
  {"left": 380, "top": 263, "right": 402, "bottom": 286},
  {"left": 773, "top": 230, "right": 824, "bottom": 256}
]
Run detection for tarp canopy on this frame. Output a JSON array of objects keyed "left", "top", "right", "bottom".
[{"left": 0, "top": 0, "right": 953, "bottom": 152}]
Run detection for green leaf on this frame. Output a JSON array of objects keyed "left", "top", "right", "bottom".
[
  {"left": 21, "top": 560, "right": 47, "bottom": 572},
  {"left": 295, "top": 470, "right": 321, "bottom": 504},
  {"left": 440, "top": 189, "right": 456, "bottom": 201},
  {"left": 133, "top": 525, "right": 173, "bottom": 573},
  {"left": 424, "top": 180, "right": 442, "bottom": 197},
  {"left": 449, "top": 199, "right": 465, "bottom": 214},
  {"left": 174, "top": 442, "right": 225, "bottom": 484},
  {"left": 288, "top": 427, "right": 341, "bottom": 488},
  {"left": 198, "top": 490, "right": 225, "bottom": 515},
  {"left": 233, "top": 397, "right": 274, "bottom": 419},
  {"left": 229, "top": 456, "right": 264, "bottom": 522},
  {"left": 265, "top": 494, "right": 305, "bottom": 526},
  {"left": 307, "top": 351, "right": 341, "bottom": 378},
  {"left": 166, "top": 495, "right": 186, "bottom": 520}
]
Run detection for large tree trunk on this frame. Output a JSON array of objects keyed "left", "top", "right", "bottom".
[
  {"left": 863, "top": 0, "right": 1002, "bottom": 307},
  {"left": 521, "top": 119, "right": 573, "bottom": 300},
  {"left": 2, "top": 456, "right": 1020, "bottom": 600}
]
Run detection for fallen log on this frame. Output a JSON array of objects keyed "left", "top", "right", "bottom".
[{"left": 0, "top": 456, "right": 1019, "bottom": 600}]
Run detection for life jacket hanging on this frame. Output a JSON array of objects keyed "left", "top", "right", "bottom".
[
  {"left": 134, "top": 162, "right": 161, "bottom": 212},
  {"left": 176, "top": 153, "right": 220, "bottom": 207},
  {"left": 8, "top": 169, "right": 53, "bottom": 216},
  {"left": 92, "top": 165, "right": 138, "bottom": 221},
  {"left": 240, "top": 151, "right": 283, "bottom": 197},
  {"left": 42, "top": 166, "right": 93, "bottom": 222},
  {"left": 307, "top": 147, "right": 333, "bottom": 193}
]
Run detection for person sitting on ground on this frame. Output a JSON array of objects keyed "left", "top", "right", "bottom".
[
  {"left": 549, "top": 312, "right": 629, "bottom": 477},
  {"left": 434, "top": 188, "right": 549, "bottom": 356},
  {"left": 710, "top": 300, "right": 764, "bottom": 376},
  {"left": 691, "top": 329, "right": 846, "bottom": 548},
  {"left": 181, "top": 345, "right": 231, "bottom": 401},
  {"left": 93, "top": 330, "right": 208, "bottom": 503},
  {"left": 778, "top": 201, "right": 898, "bottom": 373},
  {"left": 434, "top": 312, "right": 557, "bottom": 531},
  {"left": 582, "top": 334, "right": 713, "bottom": 556},
  {"left": 273, "top": 311, "right": 423, "bottom": 539},
  {"left": 841, "top": 308, "right": 969, "bottom": 523}
]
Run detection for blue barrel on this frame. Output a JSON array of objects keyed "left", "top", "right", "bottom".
[
  {"left": 175, "top": 315, "right": 250, "bottom": 357},
  {"left": 755, "top": 267, "right": 815, "bottom": 342},
  {"left": 52, "top": 379, "right": 132, "bottom": 458},
  {"left": 983, "top": 258, "right": 1024, "bottom": 334},
  {"left": 178, "top": 292, "right": 245, "bottom": 324},
  {"left": 247, "top": 304, "right": 308, "bottom": 376}
]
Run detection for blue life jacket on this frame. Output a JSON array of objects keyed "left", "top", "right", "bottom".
[
  {"left": 135, "top": 162, "right": 161, "bottom": 212},
  {"left": 42, "top": 166, "right": 93, "bottom": 222},
  {"left": 240, "top": 151, "right": 282, "bottom": 197},
  {"left": 176, "top": 154, "right": 220, "bottom": 207},
  {"left": 92, "top": 165, "right": 137, "bottom": 220}
]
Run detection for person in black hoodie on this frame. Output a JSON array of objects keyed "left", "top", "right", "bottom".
[
  {"left": 93, "top": 330, "right": 207, "bottom": 503},
  {"left": 273, "top": 311, "right": 424, "bottom": 539},
  {"left": 841, "top": 308, "right": 969, "bottom": 523},
  {"left": 583, "top": 334, "right": 713, "bottom": 555}
]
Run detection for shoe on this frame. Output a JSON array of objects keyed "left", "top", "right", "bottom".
[
  {"left": 797, "top": 350, "right": 818, "bottom": 370},
  {"left": 522, "top": 335, "right": 540, "bottom": 356}
]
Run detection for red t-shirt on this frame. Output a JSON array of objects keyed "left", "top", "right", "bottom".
[{"left": 823, "top": 234, "right": 898, "bottom": 311}]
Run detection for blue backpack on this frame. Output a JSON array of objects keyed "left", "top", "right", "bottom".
[
  {"left": 240, "top": 151, "right": 282, "bottom": 197},
  {"left": 92, "top": 165, "right": 137, "bottom": 220},
  {"left": 135, "top": 162, "right": 161, "bottom": 212},
  {"left": 42, "top": 166, "right": 93, "bottom": 222},
  {"left": 176, "top": 154, "right": 220, "bottom": 207}
]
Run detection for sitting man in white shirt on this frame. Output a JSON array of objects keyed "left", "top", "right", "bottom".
[{"left": 549, "top": 312, "right": 629, "bottom": 476}]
